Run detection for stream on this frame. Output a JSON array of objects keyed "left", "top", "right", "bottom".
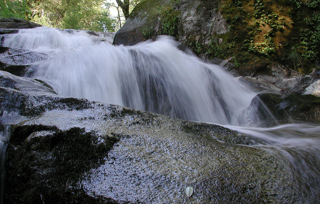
[{"left": 1, "top": 27, "right": 320, "bottom": 203}]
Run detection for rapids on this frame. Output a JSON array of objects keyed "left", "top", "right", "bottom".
[{"left": 2, "top": 27, "right": 320, "bottom": 201}]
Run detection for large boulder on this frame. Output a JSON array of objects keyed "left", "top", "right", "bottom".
[
  {"left": 1, "top": 70, "right": 318, "bottom": 203},
  {"left": 113, "top": 0, "right": 228, "bottom": 55}
]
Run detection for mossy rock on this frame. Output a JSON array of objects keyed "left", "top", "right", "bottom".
[{"left": 114, "top": 0, "right": 180, "bottom": 45}]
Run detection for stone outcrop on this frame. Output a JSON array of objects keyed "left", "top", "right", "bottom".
[
  {"left": 0, "top": 18, "right": 41, "bottom": 29},
  {"left": 305, "top": 79, "right": 320, "bottom": 97},
  {"left": 0, "top": 70, "right": 312, "bottom": 203},
  {"left": 113, "top": 0, "right": 228, "bottom": 57},
  {"left": 0, "top": 47, "right": 47, "bottom": 76},
  {"left": 0, "top": 18, "right": 45, "bottom": 78},
  {"left": 239, "top": 65, "right": 319, "bottom": 96}
]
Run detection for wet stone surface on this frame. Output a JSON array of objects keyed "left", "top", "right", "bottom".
[
  {"left": 0, "top": 47, "right": 47, "bottom": 76},
  {"left": 0, "top": 71, "right": 306, "bottom": 203}
]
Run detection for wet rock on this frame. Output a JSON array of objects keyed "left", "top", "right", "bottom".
[
  {"left": 239, "top": 65, "right": 315, "bottom": 96},
  {"left": 241, "top": 67, "right": 320, "bottom": 124},
  {"left": 0, "top": 47, "right": 47, "bottom": 66},
  {"left": 252, "top": 93, "right": 320, "bottom": 124},
  {"left": 113, "top": 0, "right": 229, "bottom": 56},
  {"left": 0, "top": 29, "right": 19, "bottom": 35},
  {"left": 0, "top": 47, "right": 47, "bottom": 76},
  {"left": 304, "top": 79, "right": 320, "bottom": 97},
  {"left": 0, "top": 71, "right": 312, "bottom": 203},
  {"left": 0, "top": 18, "right": 41, "bottom": 29},
  {"left": 5, "top": 125, "right": 119, "bottom": 204},
  {"left": 240, "top": 75, "right": 313, "bottom": 95}
]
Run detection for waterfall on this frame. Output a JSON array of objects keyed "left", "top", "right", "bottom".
[
  {"left": 2, "top": 27, "right": 320, "bottom": 201},
  {"left": 3, "top": 27, "right": 259, "bottom": 126}
]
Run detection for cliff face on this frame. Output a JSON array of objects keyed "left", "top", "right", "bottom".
[{"left": 114, "top": 0, "right": 320, "bottom": 75}]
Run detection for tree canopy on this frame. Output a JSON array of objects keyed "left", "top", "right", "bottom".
[{"left": 115, "top": 0, "right": 140, "bottom": 19}]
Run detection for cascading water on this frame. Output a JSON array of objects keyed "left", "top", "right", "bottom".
[
  {"left": 2, "top": 27, "right": 320, "bottom": 202},
  {"left": 3, "top": 27, "right": 259, "bottom": 126}
]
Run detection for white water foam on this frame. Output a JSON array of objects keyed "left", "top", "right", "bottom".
[
  {"left": 3, "top": 26, "right": 320, "bottom": 203},
  {"left": 4, "top": 27, "right": 258, "bottom": 126}
]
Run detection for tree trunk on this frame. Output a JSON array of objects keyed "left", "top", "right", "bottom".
[{"left": 116, "top": 0, "right": 130, "bottom": 19}]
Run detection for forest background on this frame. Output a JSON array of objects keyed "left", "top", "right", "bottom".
[{"left": 0, "top": 0, "right": 140, "bottom": 32}]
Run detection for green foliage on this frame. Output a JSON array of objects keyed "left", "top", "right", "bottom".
[
  {"left": 160, "top": 7, "right": 179, "bottom": 36},
  {"left": 136, "top": 0, "right": 180, "bottom": 39},
  {"left": 142, "top": 26, "right": 155, "bottom": 39},
  {"left": 170, "top": 0, "right": 180, "bottom": 6},
  {"left": 286, "top": 0, "right": 320, "bottom": 71},
  {"left": 61, "top": 0, "right": 115, "bottom": 32},
  {"left": 0, "top": 0, "right": 29, "bottom": 19},
  {"left": 1, "top": 0, "right": 116, "bottom": 32},
  {"left": 221, "top": 0, "right": 320, "bottom": 73}
]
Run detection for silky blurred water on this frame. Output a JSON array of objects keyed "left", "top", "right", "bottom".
[
  {"left": 3, "top": 27, "right": 320, "bottom": 203},
  {"left": 4, "top": 27, "right": 259, "bottom": 126}
]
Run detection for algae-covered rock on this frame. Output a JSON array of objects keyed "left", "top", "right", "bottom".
[
  {"left": 113, "top": 0, "right": 176, "bottom": 45},
  {"left": 1, "top": 70, "right": 316, "bottom": 203}
]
